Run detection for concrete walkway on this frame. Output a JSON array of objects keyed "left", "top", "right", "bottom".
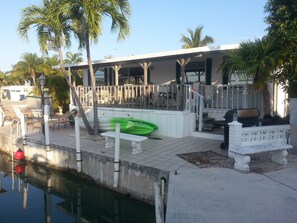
[{"left": 166, "top": 167, "right": 297, "bottom": 223}]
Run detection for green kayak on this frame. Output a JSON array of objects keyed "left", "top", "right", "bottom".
[
  {"left": 110, "top": 118, "right": 158, "bottom": 136},
  {"left": 109, "top": 118, "right": 135, "bottom": 132}
]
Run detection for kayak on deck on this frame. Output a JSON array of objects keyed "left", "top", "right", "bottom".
[
  {"left": 110, "top": 117, "right": 158, "bottom": 136},
  {"left": 78, "top": 111, "right": 158, "bottom": 135}
]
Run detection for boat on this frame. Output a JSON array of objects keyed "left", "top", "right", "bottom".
[
  {"left": 78, "top": 109, "right": 158, "bottom": 135},
  {"left": 79, "top": 116, "right": 136, "bottom": 132},
  {"left": 109, "top": 117, "right": 135, "bottom": 132},
  {"left": 110, "top": 117, "right": 158, "bottom": 136}
]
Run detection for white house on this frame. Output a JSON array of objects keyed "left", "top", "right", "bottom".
[
  {"left": 0, "top": 83, "right": 34, "bottom": 101},
  {"left": 61, "top": 44, "right": 288, "bottom": 138}
]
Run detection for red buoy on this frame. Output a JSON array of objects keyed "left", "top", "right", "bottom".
[
  {"left": 14, "top": 164, "right": 25, "bottom": 174},
  {"left": 14, "top": 148, "right": 25, "bottom": 160}
]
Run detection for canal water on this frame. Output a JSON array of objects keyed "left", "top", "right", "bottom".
[{"left": 0, "top": 151, "right": 156, "bottom": 223}]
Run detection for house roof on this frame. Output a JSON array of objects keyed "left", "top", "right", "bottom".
[{"left": 58, "top": 44, "right": 239, "bottom": 70}]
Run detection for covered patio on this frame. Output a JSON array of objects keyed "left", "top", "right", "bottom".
[
  {"left": 62, "top": 45, "right": 288, "bottom": 137},
  {"left": 67, "top": 45, "right": 241, "bottom": 112}
]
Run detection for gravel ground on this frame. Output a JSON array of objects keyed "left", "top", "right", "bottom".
[{"left": 177, "top": 150, "right": 297, "bottom": 174}]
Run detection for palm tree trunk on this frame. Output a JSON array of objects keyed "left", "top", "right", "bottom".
[
  {"left": 32, "top": 71, "right": 37, "bottom": 89},
  {"left": 57, "top": 46, "right": 94, "bottom": 135},
  {"left": 263, "top": 83, "right": 272, "bottom": 115},
  {"left": 85, "top": 32, "right": 99, "bottom": 135}
]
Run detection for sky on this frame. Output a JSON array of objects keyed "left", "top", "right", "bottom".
[{"left": 0, "top": 0, "right": 268, "bottom": 72}]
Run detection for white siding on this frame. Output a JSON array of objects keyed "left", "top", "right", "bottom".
[
  {"left": 83, "top": 69, "right": 89, "bottom": 86},
  {"left": 150, "top": 60, "right": 176, "bottom": 84},
  {"left": 211, "top": 56, "right": 224, "bottom": 84},
  {"left": 79, "top": 107, "right": 194, "bottom": 138}
]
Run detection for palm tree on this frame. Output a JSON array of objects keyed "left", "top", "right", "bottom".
[
  {"left": 64, "top": 51, "right": 83, "bottom": 64},
  {"left": 0, "top": 71, "right": 5, "bottom": 86},
  {"left": 64, "top": 51, "right": 84, "bottom": 101},
  {"left": 68, "top": 0, "right": 131, "bottom": 133},
  {"left": 180, "top": 26, "right": 214, "bottom": 49},
  {"left": 43, "top": 54, "right": 62, "bottom": 78},
  {"left": 4, "top": 70, "right": 24, "bottom": 85},
  {"left": 64, "top": 51, "right": 83, "bottom": 85},
  {"left": 12, "top": 53, "right": 45, "bottom": 89},
  {"left": 222, "top": 38, "right": 277, "bottom": 115},
  {"left": 265, "top": 0, "right": 297, "bottom": 99},
  {"left": 17, "top": 0, "right": 94, "bottom": 134}
]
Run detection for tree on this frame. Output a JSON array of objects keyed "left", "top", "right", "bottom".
[
  {"left": 64, "top": 51, "right": 84, "bottom": 101},
  {"left": 64, "top": 51, "right": 83, "bottom": 64},
  {"left": 180, "top": 26, "right": 214, "bottom": 49},
  {"left": 12, "top": 53, "right": 46, "bottom": 88},
  {"left": 44, "top": 55, "right": 70, "bottom": 112},
  {"left": 4, "top": 70, "right": 24, "bottom": 85},
  {"left": 64, "top": 51, "right": 84, "bottom": 86},
  {"left": 0, "top": 71, "right": 5, "bottom": 86},
  {"left": 68, "top": 0, "right": 131, "bottom": 133},
  {"left": 264, "top": 0, "right": 297, "bottom": 97},
  {"left": 222, "top": 38, "right": 277, "bottom": 115},
  {"left": 17, "top": 0, "right": 94, "bottom": 134}
]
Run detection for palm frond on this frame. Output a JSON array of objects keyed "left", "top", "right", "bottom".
[{"left": 180, "top": 25, "right": 214, "bottom": 48}]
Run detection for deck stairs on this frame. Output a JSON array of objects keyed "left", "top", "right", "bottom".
[
  {"left": 201, "top": 112, "right": 216, "bottom": 132},
  {"left": 193, "top": 111, "right": 224, "bottom": 140}
]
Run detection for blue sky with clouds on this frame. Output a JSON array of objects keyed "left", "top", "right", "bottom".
[{"left": 0, "top": 0, "right": 267, "bottom": 72}]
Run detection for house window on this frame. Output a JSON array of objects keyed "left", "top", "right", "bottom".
[
  {"left": 95, "top": 70, "right": 105, "bottom": 85},
  {"left": 185, "top": 61, "right": 205, "bottom": 84},
  {"left": 119, "top": 67, "right": 145, "bottom": 85},
  {"left": 229, "top": 72, "right": 253, "bottom": 85}
]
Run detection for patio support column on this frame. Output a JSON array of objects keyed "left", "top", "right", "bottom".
[
  {"left": 177, "top": 58, "right": 190, "bottom": 110},
  {"left": 112, "top": 65, "right": 121, "bottom": 86},
  {"left": 68, "top": 67, "right": 74, "bottom": 107},
  {"left": 140, "top": 62, "right": 151, "bottom": 85}
]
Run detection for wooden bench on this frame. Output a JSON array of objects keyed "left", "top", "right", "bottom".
[
  {"left": 228, "top": 123, "right": 292, "bottom": 173},
  {"left": 101, "top": 131, "right": 148, "bottom": 155}
]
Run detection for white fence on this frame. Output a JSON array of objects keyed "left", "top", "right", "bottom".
[{"left": 74, "top": 84, "right": 190, "bottom": 111}]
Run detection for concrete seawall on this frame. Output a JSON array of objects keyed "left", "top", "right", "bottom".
[
  {"left": 0, "top": 132, "right": 169, "bottom": 205},
  {"left": 0, "top": 151, "right": 156, "bottom": 222}
]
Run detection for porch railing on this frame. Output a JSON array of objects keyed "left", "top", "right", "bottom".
[
  {"left": 74, "top": 83, "right": 263, "bottom": 132},
  {"left": 188, "top": 89, "right": 204, "bottom": 131},
  {"left": 74, "top": 84, "right": 192, "bottom": 111},
  {"left": 195, "top": 83, "right": 263, "bottom": 113}
]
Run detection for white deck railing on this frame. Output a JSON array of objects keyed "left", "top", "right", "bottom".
[
  {"left": 74, "top": 83, "right": 264, "bottom": 132},
  {"left": 74, "top": 84, "right": 192, "bottom": 111},
  {"left": 188, "top": 89, "right": 204, "bottom": 131},
  {"left": 75, "top": 83, "right": 260, "bottom": 110},
  {"left": 195, "top": 83, "right": 263, "bottom": 111}
]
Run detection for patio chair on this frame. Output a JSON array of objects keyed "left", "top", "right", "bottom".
[
  {"left": 0, "top": 105, "right": 20, "bottom": 126},
  {"left": 49, "top": 109, "right": 78, "bottom": 131},
  {"left": 19, "top": 106, "right": 38, "bottom": 118},
  {"left": 19, "top": 107, "right": 43, "bottom": 131}
]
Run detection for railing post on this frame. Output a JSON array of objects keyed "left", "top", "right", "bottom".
[
  {"left": 198, "top": 96, "right": 204, "bottom": 132},
  {"left": 75, "top": 115, "right": 82, "bottom": 172},
  {"left": 20, "top": 113, "right": 26, "bottom": 144},
  {"left": 228, "top": 120, "right": 242, "bottom": 157},
  {"left": 114, "top": 123, "right": 120, "bottom": 188},
  {"left": 44, "top": 105, "right": 50, "bottom": 147},
  {"left": 242, "top": 84, "right": 248, "bottom": 108},
  {"left": 190, "top": 89, "right": 204, "bottom": 132}
]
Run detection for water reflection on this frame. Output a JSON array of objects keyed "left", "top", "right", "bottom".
[{"left": 0, "top": 151, "right": 155, "bottom": 223}]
